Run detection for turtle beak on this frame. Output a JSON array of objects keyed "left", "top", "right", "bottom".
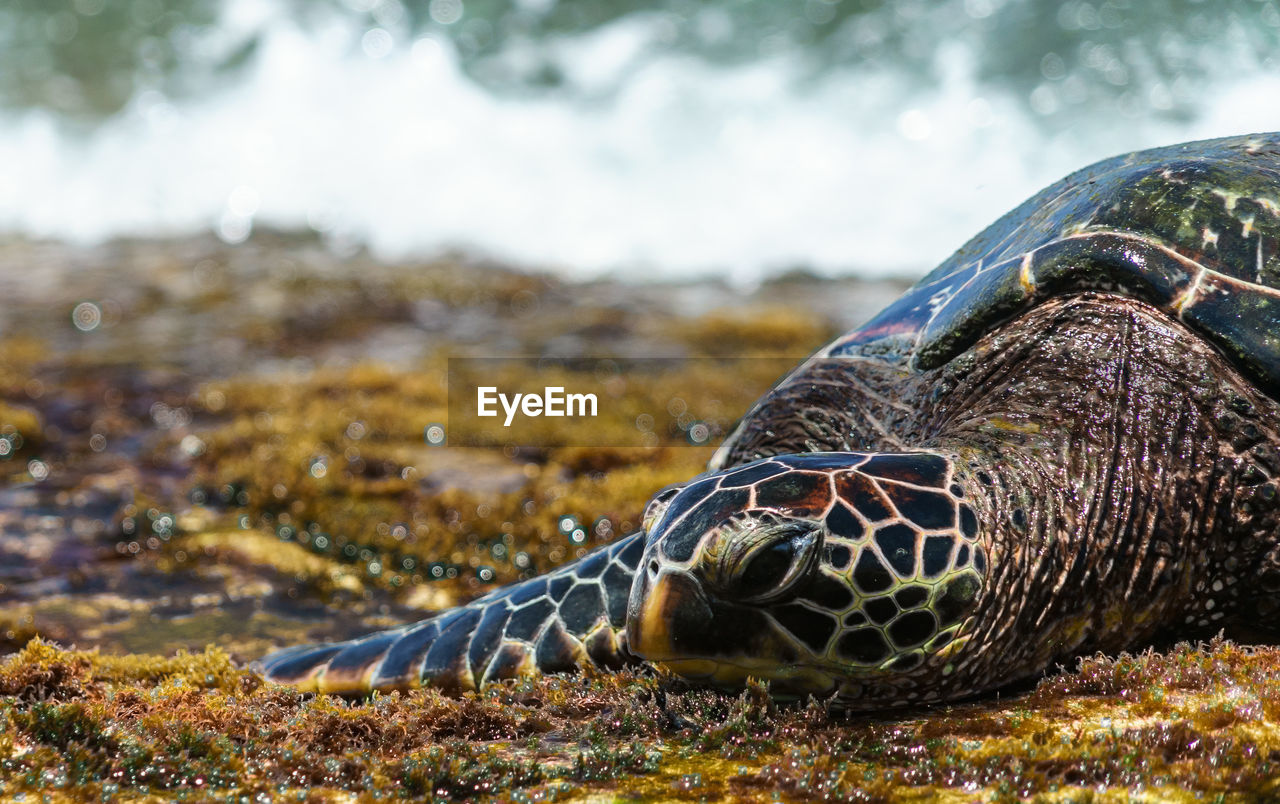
[
  {"left": 626, "top": 564, "right": 711, "bottom": 661},
  {"left": 625, "top": 555, "right": 838, "bottom": 692}
]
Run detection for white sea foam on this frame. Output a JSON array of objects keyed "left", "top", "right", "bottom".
[{"left": 2, "top": 6, "right": 1279, "bottom": 284}]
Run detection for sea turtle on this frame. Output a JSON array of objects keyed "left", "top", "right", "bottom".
[{"left": 259, "top": 132, "right": 1280, "bottom": 709}]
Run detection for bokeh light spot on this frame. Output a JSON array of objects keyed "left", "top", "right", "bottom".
[
  {"left": 72, "top": 302, "right": 102, "bottom": 332},
  {"left": 429, "top": 0, "right": 463, "bottom": 25},
  {"left": 425, "top": 423, "right": 445, "bottom": 445}
]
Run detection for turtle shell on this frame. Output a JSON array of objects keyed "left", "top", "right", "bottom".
[{"left": 825, "top": 132, "right": 1280, "bottom": 396}]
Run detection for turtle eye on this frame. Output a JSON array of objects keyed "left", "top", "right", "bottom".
[
  {"left": 739, "top": 540, "right": 798, "bottom": 590},
  {"left": 719, "top": 524, "right": 820, "bottom": 604},
  {"left": 642, "top": 483, "right": 684, "bottom": 534}
]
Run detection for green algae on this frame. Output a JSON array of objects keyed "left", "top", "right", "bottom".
[
  {"left": 2, "top": 233, "right": 1278, "bottom": 801},
  {"left": 3, "top": 639, "right": 1280, "bottom": 801}
]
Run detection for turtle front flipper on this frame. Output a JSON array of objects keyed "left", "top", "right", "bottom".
[{"left": 257, "top": 531, "right": 647, "bottom": 694}]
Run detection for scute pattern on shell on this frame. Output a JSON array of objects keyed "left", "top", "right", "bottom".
[{"left": 827, "top": 133, "right": 1280, "bottom": 395}]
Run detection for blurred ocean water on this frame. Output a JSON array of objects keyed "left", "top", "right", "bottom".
[{"left": 1, "top": 0, "right": 1279, "bottom": 282}]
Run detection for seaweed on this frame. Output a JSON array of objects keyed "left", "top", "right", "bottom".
[
  {"left": 3, "top": 234, "right": 1278, "bottom": 801},
  {"left": 3, "top": 639, "right": 1280, "bottom": 801}
]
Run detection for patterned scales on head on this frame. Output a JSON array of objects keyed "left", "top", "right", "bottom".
[
  {"left": 260, "top": 133, "right": 1280, "bottom": 709},
  {"left": 624, "top": 453, "right": 986, "bottom": 698}
]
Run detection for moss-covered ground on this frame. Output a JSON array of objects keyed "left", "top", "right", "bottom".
[
  {"left": 1, "top": 232, "right": 1278, "bottom": 801},
  {"left": 4, "top": 637, "right": 1280, "bottom": 802}
]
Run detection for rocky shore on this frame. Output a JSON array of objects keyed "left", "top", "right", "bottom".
[{"left": 0, "top": 232, "right": 1276, "bottom": 802}]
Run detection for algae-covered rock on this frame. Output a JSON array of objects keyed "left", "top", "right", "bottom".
[
  {"left": 3, "top": 233, "right": 1279, "bottom": 801},
  {"left": 3, "top": 637, "right": 1280, "bottom": 801}
]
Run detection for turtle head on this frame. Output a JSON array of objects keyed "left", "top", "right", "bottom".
[{"left": 625, "top": 451, "right": 989, "bottom": 703}]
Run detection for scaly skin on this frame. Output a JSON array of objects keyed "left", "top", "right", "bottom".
[{"left": 912, "top": 294, "right": 1280, "bottom": 706}]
